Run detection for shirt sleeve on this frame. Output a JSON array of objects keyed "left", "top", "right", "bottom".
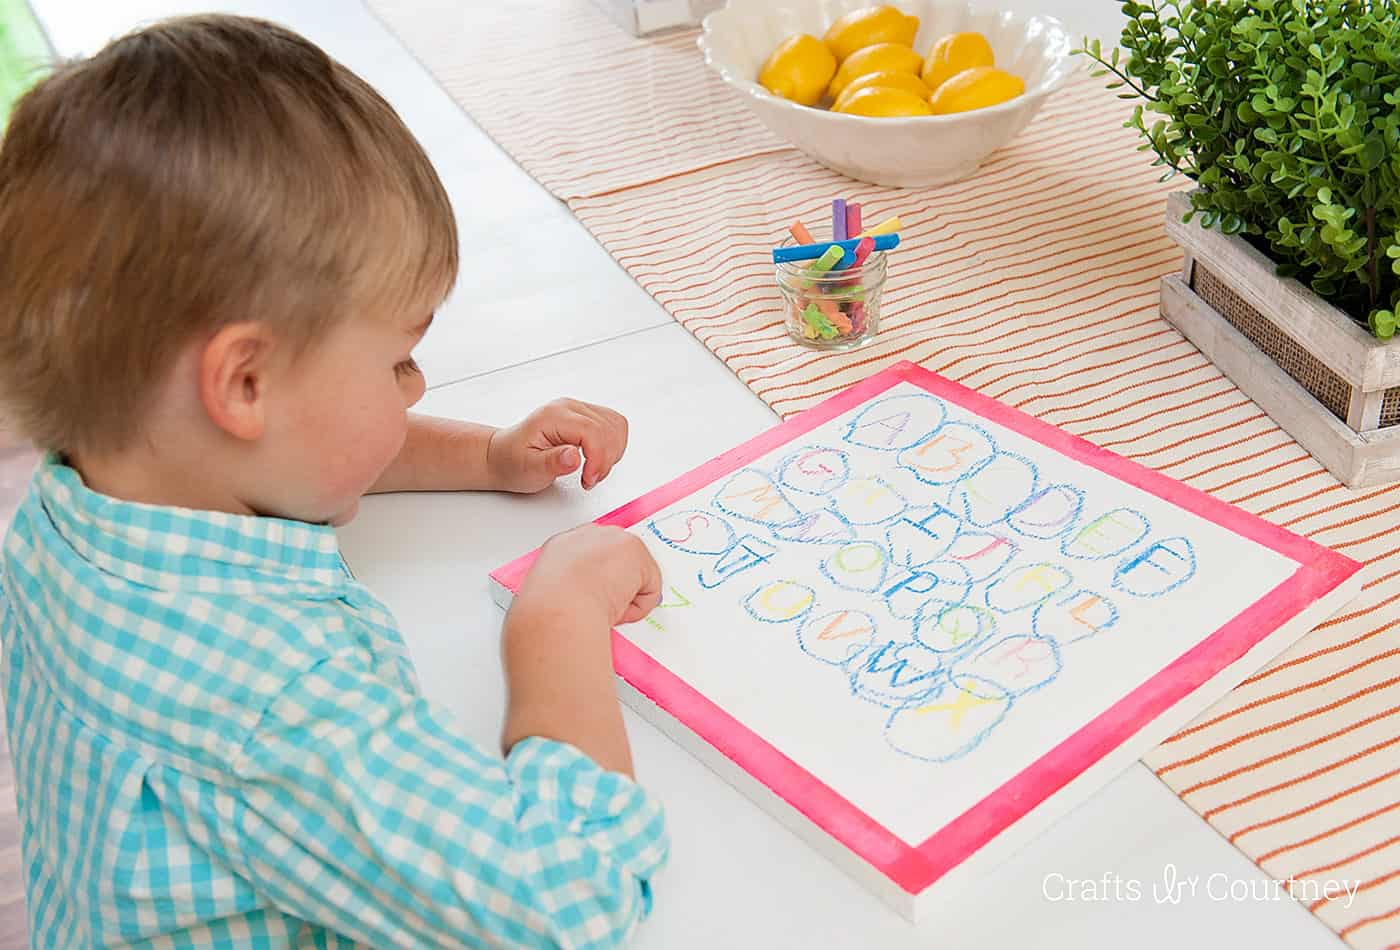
[{"left": 226, "top": 653, "right": 669, "bottom": 949}]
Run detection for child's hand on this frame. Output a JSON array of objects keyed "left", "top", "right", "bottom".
[
  {"left": 487, "top": 399, "right": 629, "bottom": 493},
  {"left": 511, "top": 524, "right": 662, "bottom": 627},
  {"left": 502, "top": 524, "right": 661, "bottom": 773}
]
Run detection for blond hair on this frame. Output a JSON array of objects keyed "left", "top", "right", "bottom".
[{"left": 0, "top": 14, "right": 458, "bottom": 455}]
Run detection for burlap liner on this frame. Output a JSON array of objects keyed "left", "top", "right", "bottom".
[
  {"left": 1382, "top": 388, "right": 1400, "bottom": 428},
  {"left": 1190, "top": 263, "right": 1400, "bottom": 430}
]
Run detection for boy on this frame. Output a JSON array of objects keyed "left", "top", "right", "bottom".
[{"left": 0, "top": 14, "right": 668, "bottom": 949}]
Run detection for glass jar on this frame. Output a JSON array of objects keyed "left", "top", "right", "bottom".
[{"left": 775, "top": 239, "right": 886, "bottom": 350}]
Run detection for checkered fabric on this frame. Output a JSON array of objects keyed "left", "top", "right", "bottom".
[{"left": 0, "top": 457, "right": 668, "bottom": 948}]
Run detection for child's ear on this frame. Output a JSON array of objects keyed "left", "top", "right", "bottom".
[{"left": 198, "top": 322, "right": 275, "bottom": 441}]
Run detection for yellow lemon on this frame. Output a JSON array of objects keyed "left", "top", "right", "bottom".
[
  {"left": 832, "top": 70, "right": 931, "bottom": 111},
  {"left": 928, "top": 66, "right": 1025, "bottom": 113},
  {"left": 921, "top": 31, "right": 996, "bottom": 91},
  {"left": 823, "top": 5, "right": 921, "bottom": 62},
  {"left": 827, "top": 42, "right": 923, "bottom": 100},
  {"left": 758, "top": 34, "right": 838, "bottom": 106},
  {"left": 833, "top": 86, "right": 934, "bottom": 117}
]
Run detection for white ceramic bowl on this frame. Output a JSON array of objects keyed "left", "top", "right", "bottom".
[{"left": 699, "top": 0, "right": 1075, "bottom": 187}]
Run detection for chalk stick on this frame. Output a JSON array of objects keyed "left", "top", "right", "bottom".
[
  {"left": 821, "top": 300, "right": 853, "bottom": 334},
  {"left": 846, "top": 202, "right": 862, "bottom": 239},
  {"left": 773, "top": 233, "right": 900, "bottom": 263},
  {"left": 859, "top": 215, "right": 901, "bottom": 238},
  {"left": 802, "top": 303, "right": 833, "bottom": 339},
  {"left": 852, "top": 235, "right": 876, "bottom": 267},
  {"left": 832, "top": 198, "right": 847, "bottom": 243},
  {"left": 800, "top": 244, "right": 845, "bottom": 289},
  {"left": 836, "top": 234, "right": 876, "bottom": 270},
  {"left": 808, "top": 244, "right": 845, "bottom": 275},
  {"left": 808, "top": 301, "right": 841, "bottom": 339},
  {"left": 789, "top": 220, "right": 815, "bottom": 245}
]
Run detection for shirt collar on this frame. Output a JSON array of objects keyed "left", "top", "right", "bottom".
[{"left": 35, "top": 455, "right": 349, "bottom": 595}]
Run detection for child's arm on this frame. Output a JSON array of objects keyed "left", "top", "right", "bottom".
[
  {"left": 216, "top": 524, "right": 666, "bottom": 948},
  {"left": 368, "top": 400, "right": 628, "bottom": 494},
  {"left": 230, "top": 653, "right": 669, "bottom": 949},
  {"left": 500, "top": 524, "right": 663, "bottom": 776},
  {"left": 368, "top": 413, "right": 499, "bottom": 492}
]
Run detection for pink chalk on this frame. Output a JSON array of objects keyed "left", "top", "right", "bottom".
[{"left": 852, "top": 235, "right": 875, "bottom": 267}]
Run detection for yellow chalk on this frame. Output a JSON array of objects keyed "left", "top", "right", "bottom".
[{"left": 859, "top": 215, "right": 902, "bottom": 238}]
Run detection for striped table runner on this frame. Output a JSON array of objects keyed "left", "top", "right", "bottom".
[
  {"left": 367, "top": 0, "right": 785, "bottom": 198},
  {"left": 370, "top": 2, "right": 1400, "bottom": 944}
]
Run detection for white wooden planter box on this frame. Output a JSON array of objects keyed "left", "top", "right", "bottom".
[{"left": 1160, "top": 191, "right": 1400, "bottom": 488}]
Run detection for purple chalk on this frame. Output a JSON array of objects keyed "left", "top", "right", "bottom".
[{"left": 832, "top": 198, "right": 848, "bottom": 243}]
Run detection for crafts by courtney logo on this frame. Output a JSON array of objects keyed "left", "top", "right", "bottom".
[{"left": 1041, "top": 864, "right": 1362, "bottom": 909}]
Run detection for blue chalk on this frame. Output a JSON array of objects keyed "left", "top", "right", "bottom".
[{"left": 773, "top": 233, "right": 900, "bottom": 263}]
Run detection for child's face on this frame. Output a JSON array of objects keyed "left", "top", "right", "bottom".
[{"left": 263, "top": 308, "right": 429, "bottom": 525}]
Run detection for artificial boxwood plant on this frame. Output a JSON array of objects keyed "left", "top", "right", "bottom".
[{"left": 1078, "top": 0, "right": 1400, "bottom": 339}]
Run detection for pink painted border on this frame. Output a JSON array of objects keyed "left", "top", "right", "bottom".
[{"left": 491, "top": 360, "right": 1362, "bottom": 896}]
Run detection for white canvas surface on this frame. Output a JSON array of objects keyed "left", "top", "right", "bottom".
[{"left": 618, "top": 381, "right": 1299, "bottom": 844}]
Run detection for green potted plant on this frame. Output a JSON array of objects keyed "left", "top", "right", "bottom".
[{"left": 1078, "top": 0, "right": 1400, "bottom": 487}]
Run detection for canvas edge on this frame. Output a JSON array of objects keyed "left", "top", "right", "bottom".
[
  {"left": 486, "top": 567, "right": 1364, "bottom": 921},
  {"left": 612, "top": 674, "right": 919, "bottom": 918},
  {"left": 488, "top": 574, "right": 514, "bottom": 612},
  {"left": 907, "top": 564, "right": 1367, "bottom": 919}
]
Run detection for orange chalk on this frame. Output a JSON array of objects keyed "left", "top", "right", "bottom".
[{"left": 816, "top": 298, "right": 852, "bottom": 334}]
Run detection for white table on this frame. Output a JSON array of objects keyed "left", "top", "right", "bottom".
[{"left": 32, "top": 2, "right": 1340, "bottom": 947}]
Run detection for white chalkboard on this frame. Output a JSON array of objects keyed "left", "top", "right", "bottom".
[{"left": 493, "top": 361, "right": 1362, "bottom": 918}]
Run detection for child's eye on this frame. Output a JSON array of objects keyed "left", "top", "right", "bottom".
[{"left": 394, "top": 357, "right": 420, "bottom": 379}]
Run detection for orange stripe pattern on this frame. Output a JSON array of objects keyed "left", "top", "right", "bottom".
[
  {"left": 367, "top": 0, "right": 784, "bottom": 198},
  {"left": 371, "top": 2, "right": 1400, "bottom": 945}
]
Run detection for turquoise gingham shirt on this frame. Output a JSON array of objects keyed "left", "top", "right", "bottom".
[{"left": 0, "top": 459, "right": 668, "bottom": 948}]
